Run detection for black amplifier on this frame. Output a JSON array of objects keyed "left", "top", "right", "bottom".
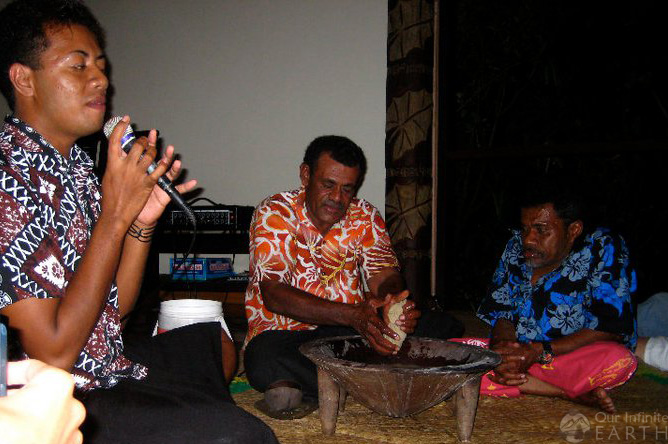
[{"left": 165, "top": 205, "right": 254, "bottom": 231}]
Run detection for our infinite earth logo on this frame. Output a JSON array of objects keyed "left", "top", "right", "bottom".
[{"left": 560, "top": 409, "right": 591, "bottom": 443}]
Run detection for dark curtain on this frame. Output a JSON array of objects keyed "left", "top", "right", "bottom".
[{"left": 385, "top": 0, "right": 435, "bottom": 308}]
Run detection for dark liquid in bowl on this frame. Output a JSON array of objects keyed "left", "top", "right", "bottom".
[{"left": 334, "top": 342, "right": 468, "bottom": 368}]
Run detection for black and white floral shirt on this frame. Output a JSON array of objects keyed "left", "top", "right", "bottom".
[{"left": 0, "top": 116, "right": 146, "bottom": 391}]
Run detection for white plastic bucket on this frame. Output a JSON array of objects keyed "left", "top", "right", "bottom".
[{"left": 153, "top": 299, "right": 232, "bottom": 340}]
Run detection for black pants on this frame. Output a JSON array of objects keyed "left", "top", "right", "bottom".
[
  {"left": 80, "top": 323, "right": 278, "bottom": 444},
  {"left": 244, "top": 310, "right": 464, "bottom": 400}
]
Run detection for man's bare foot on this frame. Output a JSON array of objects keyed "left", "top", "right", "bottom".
[
  {"left": 575, "top": 387, "right": 615, "bottom": 413},
  {"left": 517, "top": 376, "right": 616, "bottom": 413}
]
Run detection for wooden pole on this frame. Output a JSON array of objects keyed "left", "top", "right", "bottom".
[{"left": 431, "top": 0, "right": 440, "bottom": 299}]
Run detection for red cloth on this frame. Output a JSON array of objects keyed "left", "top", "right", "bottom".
[{"left": 450, "top": 338, "right": 637, "bottom": 398}]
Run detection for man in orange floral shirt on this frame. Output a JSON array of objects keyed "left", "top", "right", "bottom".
[{"left": 244, "top": 136, "right": 430, "bottom": 419}]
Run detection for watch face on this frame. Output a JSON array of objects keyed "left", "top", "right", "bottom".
[{"left": 539, "top": 352, "right": 554, "bottom": 365}]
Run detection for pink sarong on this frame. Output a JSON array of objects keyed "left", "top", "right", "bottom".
[{"left": 451, "top": 338, "right": 637, "bottom": 398}]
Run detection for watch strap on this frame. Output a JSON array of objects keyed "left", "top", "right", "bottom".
[{"left": 538, "top": 341, "right": 554, "bottom": 364}]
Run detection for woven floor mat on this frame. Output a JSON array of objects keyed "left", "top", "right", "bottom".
[{"left": 233, "top": 362, "right": 668, "bottom": 444}]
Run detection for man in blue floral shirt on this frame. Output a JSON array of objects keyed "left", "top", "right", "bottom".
[{"left": 472, "top": 178, "right": 637, "bottom": 413}]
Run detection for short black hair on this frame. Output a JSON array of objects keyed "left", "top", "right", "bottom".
[
  {"left": 517, "top": 173, "right": 587, "bottom": 226},
  {"left": 0, "top": 0, "right": 106, "bottom": 110},
  {"left": 303, "top": 135, "right": 368, "bottom": 187}
]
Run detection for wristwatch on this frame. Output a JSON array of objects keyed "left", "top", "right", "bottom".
[{"left": 538, "top": 341, "right": 554, "bottom": 365}]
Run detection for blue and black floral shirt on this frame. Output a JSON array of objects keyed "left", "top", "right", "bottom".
[{"left": 477, "top": 228, "right": 637, "bottom": 350}]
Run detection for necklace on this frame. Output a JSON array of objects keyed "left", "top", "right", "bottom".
[{"left": 305, "top": 237, "right": 356, "bottom": 287}]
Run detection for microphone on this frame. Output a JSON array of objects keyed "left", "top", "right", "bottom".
[{"left": 103, "top": 116, "right": 195, "bottom": 225}]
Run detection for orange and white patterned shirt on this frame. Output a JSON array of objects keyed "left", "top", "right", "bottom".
[{"left": 244, "top": 187, "right": 399, "bottom": 343}]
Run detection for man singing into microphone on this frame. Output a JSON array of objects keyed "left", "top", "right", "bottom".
[{"left": 0, "top": 1, "right": 277, "bottom": 443}]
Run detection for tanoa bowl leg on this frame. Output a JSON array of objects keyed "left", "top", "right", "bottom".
[
  {"left": 453, "top": 376, "right": 481, "bottom": 442},
  {"left": 338, "top": 385, "right": 347, "bottom": 413},
  {"left": 317, "top": 367, "right": 340, "bottom": 435}
]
